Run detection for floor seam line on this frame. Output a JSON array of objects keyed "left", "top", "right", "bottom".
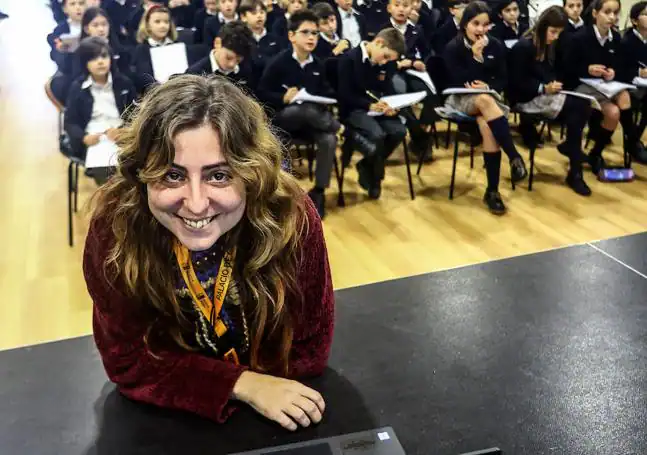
[{"left": 587, "top": 242, "right": 647, "bottom": 281}]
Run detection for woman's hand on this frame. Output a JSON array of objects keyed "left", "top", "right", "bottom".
[
  {"left": 232, "top": 371, "right": 325, "bottom": 431},
  {"left": 471, "top": 37, "right": 487, "bottom": 61},
  {"left": 470, "top": 80, "right": 489, "bottom": 90},
  {"left": 412, "top": 60, "right": 425, "bottom": 71},
  {"left": 332, "top": 40, "right": 349, "bottom": 56},
  {"left": 602, "top": 67, "right": 615, "bottom": 81},
  {"left": 83, "top": 133, "right": 102, "bottom": 147},
  {"left": 105, "top": 128, "right": 121, "bottom": 142},
  {"left": 283, "top": 87, "right": 299, "bottom": 104},
  {"left": 369, "top": 101, "right": 390, "bottom": 113},
  {"left": 588, "top": 64, "right": 606, "bottom": 78},
  {"left": 545, "top": 81, "right": 563, "bottom": 94}
]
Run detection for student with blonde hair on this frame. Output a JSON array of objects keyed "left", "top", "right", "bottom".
[{"left": 84, "top": 75, "right": 334, "bottom": 431}]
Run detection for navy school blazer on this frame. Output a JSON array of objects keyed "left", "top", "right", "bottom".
[
  {"left": 355, "top": 0, "right": 389, "bottom": 38},
  {"left": 380, "top": 20, "right": 430, "bottom": 62},
  {"left": 507, "top": 37, "right": 559, "bottom": 105},
  {"left": 443, "top": 35, "right": 508, "bottom": 93},
  {"left": 334, "top": 7, "right": 369, "bottom": 44},
  {"left": 64, "top": 71, "right": 137, "bottom": 159}
]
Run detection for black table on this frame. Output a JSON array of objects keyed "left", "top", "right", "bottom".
[{"left": 2, "top": 234, "right": 647, "bottom": 455}]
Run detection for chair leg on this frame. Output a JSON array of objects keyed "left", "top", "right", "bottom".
[
  {"left": 445, "top": 120, "right": 452, "bottom": 149},
  {"left": 469, "top": 137, "right": 475, "bottom": 169},
  {"left": 403, "top": 140, "right": 415, "bottom": 200},
  {"left": 449, "top": 135, "right": 459, "bottom": 200},
  {"left": 528, "top": 144, "right": 536, "bottom": 191},
  {"left": 68, "top": 161, "right": 74, "bottom": 247},
  {"left": 560, "top": 122, "right": 565, "bottom": 140},
  {"left": 307, "top": 145, "right": 314, "bottom": 181},
  {"left": 431, "top": 123, "right": 439, "bottom": 148},
  {"left": 333, "top": 154, "right": 345, "bottom": 207},
  {"left": 73, "top": 163, "right": 79, "bottom": 213},
  {"left": 416, "top": 144, "right": 426, "bottom": 176}
]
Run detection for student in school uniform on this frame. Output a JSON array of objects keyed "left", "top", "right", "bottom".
[
  {"left": 264, "top": 0, "right": 284, "bottom": 30},
  {"left": 312, "top": 2, "right": 350, "bottom": 59},
  {"left": 336, "top": 28, "right": 407, "bottom": 199},
  {"left": 47, "top": 0, "right": 87, "bottom": 73},
  {"left": 430, "top": 0, "right": 467, "bottom": 55},
  {"left": 508, "top": 6, "right": 592, "bottom": 195},
  {"left": 124, "top": 1, "right": 164, "bottom": 44},
  {"left": 382, "top": 0, "right": 435, "bottom": 155},
  {"left": 186, "top": 21, "right": 258, "bottom": 93},
  {"left": 443, "top": 1, "right": 528, "bottom": 214},
  {"left": 64, "top": 37, "right": 137, "bottom": 183},
  {"left": 167, "top": 0, "right": 199, "bottom": 28},
  {"left": 489, "top": 0, "right": 528, "bottom": 43},
  {"left": 258, "top": 10, "right": 341, "bottom": 217},
  {"left": 563, "top": 0, "right": 584, "bottom": 32},
  {"left": 565, "top": 0, "right": 640, "bottom": 174},
  {"left": 204, "top": 0, "right": 240, "bottom": 44},
  {"left": 409, "top": 0, "right": 436, "bottom": 40},
  {"left": 194, "top": 0, "right": 219, "bottom": 43},
  {"left": 271, "top": 0, "right": 307, "bottom": 47},
  {"left": 103, "top": 0, "right": 140, "bottom": 45},
  {"left": 619, "top": 1, "right": 647, "bottom": 164},
  {"left": 354, "top": 0, "right": 389, "bottom": 38},
  {"left": 239, "top": 0, "right": 282, "bottom": 73},
  {"left": 132, "top": 4, "right": 179, "bottom": 93},
  {"left": 333, "top": 0, "right": 368, "bottom": 48}
]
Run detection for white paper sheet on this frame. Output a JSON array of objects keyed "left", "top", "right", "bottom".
[
  {"left": 405, "top": 69, "right": 436, "bottom": 94},
  {"left": 367, "top": 91, "right": 428, "bottom": 116},
  {"left": 442, "top": 87, "right": 503, "bottom": 101},
  {"left": 59, "top": 33, "right": 80, "bottom": 53},
  {"left": 290, "top": 88, "right": 337, "bottom": 105},
  {"left": 579, "top": 78, "right": 636, "bottom": 99},
  {"left": 435, "top": 106, "right": 474, "bottom": 121},
  {"left": 150, "top": 42, "right": 189, "bottom": 83},
  {"left": 504, "top": 39, "right": 519, "bottom": 49},
  {"left": 632, "top": 76, "right": 647, "bottom": 88},
  {"left": 85, "top": 139, "right": 118, "bottom": 169},
  {"left": 560, "top": 90, "right": 602, "bottom": 110}
]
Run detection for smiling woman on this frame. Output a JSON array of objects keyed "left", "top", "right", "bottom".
[{"left": 83, "top": 75, "right": 335, "bottom": 432}]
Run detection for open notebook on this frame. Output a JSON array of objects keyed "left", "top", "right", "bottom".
[
  {"left": 579, "top": 78, "right": 636, "bottom": 98},
  {"left": 367, "top": 91, "right": 427, "bottom": 116}
]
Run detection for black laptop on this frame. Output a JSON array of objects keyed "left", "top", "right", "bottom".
[{"left": 232, "top": 427, "right": 406, "bottom": 455}]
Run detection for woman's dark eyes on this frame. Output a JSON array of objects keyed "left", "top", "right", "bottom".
[
  {"left": 208, "top": 171, "right": 231, "bottom": 183},
  {"left": 163, "top": 170, "right": 184, "bottom": 183},
  {"left": 162, "top": 170, "right": 231, "bottom": 184}
]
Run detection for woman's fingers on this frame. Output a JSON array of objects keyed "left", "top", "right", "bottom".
[
  {"left": 285, "top": 404, "right": 312, "bottom": 427},
  {"left": 294, "top": 395, "right": 323, "bottom": 424},
  {"left": 296, "top": 385, "right": 326, "bottom": 414},
  {"left": 272, "top": 410, "right": 298, "bottom": 431}
]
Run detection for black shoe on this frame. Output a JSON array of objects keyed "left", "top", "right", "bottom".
[
  {"left": 356, "top": 160, "right": 372, "bottom": 192},
  {"left": 587, "top": 153, "right": 605, "bottom": 175},
  {"left": 483, "top": 190, "right": 506, "bottom": 215},
  {"left": 566, "top": 171, "right": 592, "bottom": 196},
  {"left": 630, "top": 142, "right": 647, "bottom": 164},
  {"left": 368, "top": 182, "right": 381, "bottom": 199},
  {"left": 557, "top": 142, "right": 569, "bottom": 157},
  {"left": 510, "top": 156, "right": 528, "bottom": 183},
  {"left": 307, "top": 189, "right": 326, "bottom": 218}
]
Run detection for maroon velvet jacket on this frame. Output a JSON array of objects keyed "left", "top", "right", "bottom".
[{"left": 83, "top": 198, "right": 335, "bottom": 423}]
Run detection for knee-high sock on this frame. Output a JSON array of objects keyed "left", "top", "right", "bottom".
[
  {"left": 561, "top": 97, "right": 591, "bottom": 171},
  {"left": 487, "top": 116, "right": 521, "bottom": 161},
  {"left": 483, "top": 151, "right": 501, "bottom": 192},
  {"left": 620, "top": 108, "right": 638, "bottom": 152}
]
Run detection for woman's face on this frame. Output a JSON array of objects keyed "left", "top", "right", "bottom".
[
  {"left": 593, "top": 1, "right": 619, "bottom": 33},
  {"left": 85, "top": 15, "right": 110, "bottom": 39},
  {"left": 465, "top": 12, "right": 489, "bottom": 42},
  {"left": 545, "top": 25, "right": 563, "bottom": 44},
  {"left": 148, "top": 11, "right": 171, "bottom": 41},
  {"left": 147, "top": 125, "right": 246, "bottom": 252}
]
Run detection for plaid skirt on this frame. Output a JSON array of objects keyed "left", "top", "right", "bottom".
[
  {"left": 445, "top": 93, "right": 510, "bottom": 117},
  {"left": 576, "top": 83, "right": 613, "bottom": 104},
  {"left": 515, "top": 93, "right": 566, "bottom": 120}
]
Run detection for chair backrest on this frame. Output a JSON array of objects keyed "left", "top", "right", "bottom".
[
  {"left": 425, "top": 55, "right": 448, "bottom": 96},
  {"left": 176, "top": 27, "right": 196, "bottom": 45}
]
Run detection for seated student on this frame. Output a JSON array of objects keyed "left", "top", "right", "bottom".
[
  {"left": 103, "top": 0, "right": 140, "bottom": 45},
  {"left": 264, "top": 0, "right": 284, "bottom": 31},
  {"left": 565, "top": 0, "right": 640, "bottom": 173},
  {"left": 619, "top": 1, "right": 647, "bottom": 164},
  {"left": 167, "top": 0, "right": 198, "bottom": 28},
  {"left": 85, "top": 75, "right": 334, "bottom": 432},
  {"left": 204, "top": 0, "right": 240, "bottom": 44},
  {"left": 490, "top": 0, "right": 528, "bottom": 43},
  {"left": 239, "top": 0, "right": 281, "bottom": 66},
  {"left": 355, "top": 0, "right": 389, "bottom": 39},
  {"left": 409, "top": 0, "right": 436, "bottom": 40},
  {"left": 563, "top": 0, "right": 584, "bottom": 31},
  {"left": 312, "top": 2, "right": 350, "bottom": 59},
  {"left": 47, "top": 0, "right": 87, "bottom": 73},
  {"left": 258, "top": 10, "right": 341, "bottom": 217},
  {"left": 334, "top": 0, "right": 368, "bottom": 48},
  {"left": 51, "top": 0, "right": 67, "bottom": 24},
  {"left": 271, "top": 0, "right": 307, "bottom": 47},
  {"left": 443, "top": 1, "right": 528, "bottom": 214},
  {"left": 431, "top": 0, "right": 467, "bottom": 55},
  {"left": 186, "top": 21, "right": 257, "bottom": 93},
  {"left": 382, "top": 0, "right": 435, "bottom": 152},
  {"left": 336, "top": 28, "right": 407, "bottom": 199},
  {"left": 508, "top": 6, "right": 592, "bottom": 195},
  {"left": 64, "top": 37, "right": 136, "bottom": 182},
  {"left": 125, "top": 0, "right": 164, "bottom": 45},
  {"left": 194, "top": 0, "right": 219, "bottom": 43},
  {"left": 132, "top": 4, "right": 179, "bottom": 93}
]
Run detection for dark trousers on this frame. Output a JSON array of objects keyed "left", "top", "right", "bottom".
[
  {"left": 273, "top": 103, "right": 340, "bottom": 189},
  {"left": 391, "top": 73, "right": 437, "bottom": 150},
  {"left": 344, "top": 110, "right": 407, "bottom": 182}
]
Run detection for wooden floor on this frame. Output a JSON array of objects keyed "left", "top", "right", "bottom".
[{"left": 1, "top": 1, "right": 647, "bottom": 351}]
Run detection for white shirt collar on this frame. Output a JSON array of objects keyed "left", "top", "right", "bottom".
[
  {"left": 82, "top": 73, "right": 113, "bottom": 90},
  {"left": 390, "top": 17, "right": 414, "bottom": 35},
  {"left": 338, "top": 6, "right": 356, "bottom": 18},
  {"left": 254, "top": 28, "right": 267, "bottom": 42},
  {"left": 68, "top": 20, "right": 81, "bottom": 36},
  {"left": 218, "top": 12, "right": 238, "bottom": 23},
  {"left": 115, "top": 0, "right": 127, "bottom": 5},
  {"left": 593, "top": 25, "right": 613, "bottom": 45},
  {"left": 320, "top": 32, "right": 340, "bottom": 44},
  {"left": 210, "top": 50, "right": 240, "bottom": 74},
  {"left": 464, "top": 35, "right": 488, "bottom": 49},
  {"left": 633, "top": 28, "right": 647, "bottom": 45},
  {"left": 360, "top": 40, "right": 370, "bottom": 62},
  {"left": 421, "top": 0, "right": 432, "bottom": 9},
  {"left": 453, "top": 17, "right": 460, "bottom": 29},
  {"left": 147, "top": 37, "right": 173, "bottom": 47},
  {"left": 569, "top": 17, "right": 584, "bottom": 28},
  {"left": 206, "top": 8, "right": 218, "bottom": 15},
  {"left": 504, "top": 21, "right": 519, "bottom": 31},
  {"left": 292, "top": 51, "right": 314, "bottom": 68}
]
